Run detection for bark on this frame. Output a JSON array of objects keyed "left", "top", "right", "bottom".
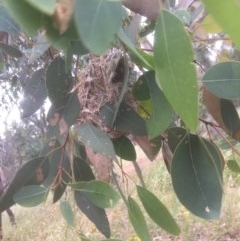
[{"left": 122, "top": 0, "right": 161, "bottom": 21}]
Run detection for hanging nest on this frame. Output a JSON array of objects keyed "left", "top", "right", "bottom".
[{"left": 76, "top": 48, "right": 137, "bottom": 137}]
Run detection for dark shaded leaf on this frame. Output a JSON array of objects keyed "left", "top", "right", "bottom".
[
  {"left": 143, "top": 71, "right": 173, "bottom": 139},
  {"left": 132, "top": 75, "right": 150, "bottom": 101},
  {"left": 220, "top": 99, "right": 240, "bottom": 135},
  {"left": 100, "top": 102, "right": 147, "bottom": 136},
  {"left": 75, "top": 191, "right": 111, "bottom": 238},
  {"left": 202, "top": 61, "right": 240, "bottom": 99},
  {"left": 73, "top": 156, "right": 95, "bottom": 182},
  {"left": 78, "top": 123, "right": 116, "bottom": 159},
  {"left": 68, "top": 40, "right": 89, "bottom": 55},
  {"left": 0, "top": 42, "right": 23, "bottom": 58},
  {"left": 0, "top": 157, "right": 48, "bottom": 212},
  {"left": 167, "top": 127, "right": 187, "bottom": 153},
  {"left": 74, "top": 141, "right": 87, "bottom": 160},
  {"left": 13, "top": 185, "right": 48, "bottom": 207},
  {"left": 227, "top": 160, "right": 240, "bottom": 173},
  {"left": 171, "top": 134, "right": 224, "bottom": 219},
  {"left": 154, "top": 10, "right": 198, "bottom": 131},
  {"left": 60, "top": 200, "right": 75, "bottom": 226},
  {"left": 20, "top": 68, "right": 47, "bottom": 118},
  {"left": 137, "top": 186, "right": 180, "bottom": 235},
  {"left": 112, "top": 136, "right": 136, "bottom": 161},
  {"left": 74, "top": 0, "right": 122, "bottom": 54},
  {"left": 76, "top": 180, "right": 120, "bottom": 209},
  {"left": 46, "top": 56, "right": 72, "bottom": 106},
  {"left": 0, "top": 5, "right": 20, "bottom": 33},
  {"left": 127, "top": 196, "right": 151, "bottom": 241}
]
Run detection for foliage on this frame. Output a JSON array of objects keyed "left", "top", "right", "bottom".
[{"left": 1, "top": 0, "right": 240, "bottom": 240}]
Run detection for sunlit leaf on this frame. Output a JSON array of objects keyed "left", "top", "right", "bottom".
[
  {"left": 112, "top": 136, "right": 136, "bottom": 161},
  {"left": 75, "top": 180, "right": 120, "bottom": 209},
  {"left": 60, "top": 200, "right": 75, "bottom": 226},
  {"left": 137, "top": 186, "right": 180, "bottom": 235},
  {"left": 199, "top": 14, "right": 222, "bottom": 33},
  {"left": 227, "top": 160, "right": 240, "bottom": 173},
  {"left": 78, "top": 123, "right": 116, "bottom": 159},
  {"left": 154, "top": 10, "right": 198, "bottom": 131},
  {"left": 13, "top": 185, "right": 48, "bottom": 207},
  {"left": 171, "top": 134, "right": 224, "bottom": 219},
  {"left": 201, "top": 0, "right": 240, "bottom": 48},
  {"left": 75, "top": 191, "right": 111, "bottom": 238},
  {"left": 202, "top": 61, "right": 240, "bottom": 99},
  {"left": 74, "top": 0, "right": 122, "bottom": 54},
  {"left": 127, "top": 197, "right": 151, "bottom": 241}
]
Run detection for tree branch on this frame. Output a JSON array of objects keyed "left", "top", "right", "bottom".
[{"left": 122, "top": 0, "right": 161, "bottom": 21}]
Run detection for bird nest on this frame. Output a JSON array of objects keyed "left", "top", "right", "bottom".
[{"left": 76, "top": 48, "right": 136, "bottom": 136}]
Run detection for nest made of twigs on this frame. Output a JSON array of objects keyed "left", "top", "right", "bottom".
[{"left": 76, "top": 48, "right": 136, "bottom": 137}]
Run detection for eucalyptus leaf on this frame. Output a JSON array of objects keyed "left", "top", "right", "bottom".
[
  {"left": 78, "top": 123, "right": 116, "bottom": 159},
  {"left": 74, "top": 0, "right": 122, "bottom": 54},
  {"left": 127, "top": 197, "right": 151, "bottom": 241},
  {"left": 227, "top": 160, "right": 240, "bottom": 173},
  {"left": 171, "top": 134, "right": 224, "bottom": 220},
  {"left": 24, "top": 0, "right": 55, "bottom": 15},
  {"left": 154, "top": 10, "right": 198, "bottom": 131},
  {"left": 202, "top": 61, "right": 240, "bottom": 99},
  {"left": 13, "top": 185, "right": 48, "bottom": 207},
  {"left": 75, "top": 190, "right": 111, "bottom": 238},
  {"left": 137, "top": 186, "right": 180, "bottom": 235},
  {"left": 60, "top": 200, "right": 75, "bottom": 227}
]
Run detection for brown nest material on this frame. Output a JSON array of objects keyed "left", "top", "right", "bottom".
[{"left": 76, "top": 48, "right": 136, "bottom": 136}]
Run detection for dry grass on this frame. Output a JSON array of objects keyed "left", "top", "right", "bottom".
[{"left": 2, "top": 154, "right": 240, "bottom": 241}]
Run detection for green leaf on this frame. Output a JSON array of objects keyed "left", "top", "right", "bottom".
[
  {"left": 201, "top": 0, "right": 240, "bottom": 48},
  {"left": 73, "top": 156, "right": 95, "bottom": 182},
  {"left": 76, "top": 180, "right": 120, "bottom": 209},
  {"left": 174, "top": 9, "right": 191, "bottom": 26},
  {"left": 60, "top": 92, "right": 80, "bottom": 132},
  {"left": 112, "top": 136, "right": 136, "bottom": 161},
  {"left": 100, "top": 102, "right": 147, "bottom": 136},
  {"left": 0, "top": 5, "right": 20, "bottom": 33},
  {"left": 75, "top": 191, "right": 111, "bottom": 238},
  {"left": 202, "top": 61, "right": 240, "bottom": 99},
  {"left": 4, "top": 0, "right": 44, "bottom": 35},
  {"left": 154, "top": 10, "right": 198, "bottom": 131},
  {"left": 220, "top": 99, "right": 240, "bottom": 135},
  {"left": 24, "top": 0, "right": 55, "bottom": 15},
  {"left": 142, "top": 71, "right": 173, "bottom": 139},
  {"left": 46, "top": 57, "right": 72, "bottom": 106},
  {"left": 60, "top": 200, "right": 75, "bottom": 227},
  {"left": 171, "top": 134, "right": 224, "bottom": 220},
  {"left": 44, "top": 17, "right": 78, "bottom": 50},
  {"left": 137, "top": 186, "right": 180, "bottom": 235},
  {"left": 0, "top": 42, "right": 23, "bottom": 58},
  {"left": 227, "top": 160, "right": 240, "bottom": 173},
  {"left": 20, "top": 68, "right": 47, "bottom": 118},
  {"left": 132, "top": 76, "right": 150, "bottom": 101},
  {"left": 74, "top": 0, "right": 122, "bottom": 54},
  {"left": 0, "top": 156, "right": 48, "bottom": 212},
  {"left": 167, "top": 127, "right": 187, "bottom": 153},
  {"left": 111, "top": 56, "right": 129, "bottom": 126},
  {"left": 68, "top": 40, "right": 89, "bottom": 56},
  {"left": 13, "top": 185, "right": 48, "bottom": 207},
  {"left": 78, "top": 123, "right": 116, "bottom": 159},
  {"left": 118, "top": 29, "right": 154, "bottom": 70},
  {"left": 127, "top": 197, "right": 151, "bottom": 241}
]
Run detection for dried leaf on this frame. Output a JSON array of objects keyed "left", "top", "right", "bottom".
[{"left": 85, "top": 146, "right": 112, "bottom": 183}]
